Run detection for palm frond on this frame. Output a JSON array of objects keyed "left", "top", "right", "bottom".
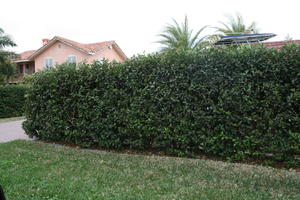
[
  {"left": 216, "top": 13, "right": 258, "bottom": 36},
  {"left": 190, "top": 25, "right": 208, "bottom": 48},
  {"left": 156, "top": 16, "right": 208, "bottom": 51}
]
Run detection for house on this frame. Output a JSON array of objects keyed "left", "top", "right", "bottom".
[
  {"left": 263, "top": 40, "right": 300, "bottom": 49},
  {"left": 13, "top": 36, "right": 127, "bottom": 81}
]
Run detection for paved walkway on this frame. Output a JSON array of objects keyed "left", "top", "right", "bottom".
[{"left": 0, "top": 120, "right": 31, "bottom": 143}]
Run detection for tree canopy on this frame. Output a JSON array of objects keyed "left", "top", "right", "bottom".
[
  {"left": 156, "top": 16, "right": 208, "bottom": 51},
  {"left": 0, "top": 27, "right": 17, "bottom": 83}
]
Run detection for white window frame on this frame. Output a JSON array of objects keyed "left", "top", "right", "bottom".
[
  {"left": 44, "top": 57, "right": 53, "bottom": 68},
  {"left": 67, "top": 55, "right": 77, "bottom": 63},
  {"left": 95, "top": 57, "right": 105, "bottom": 63}
]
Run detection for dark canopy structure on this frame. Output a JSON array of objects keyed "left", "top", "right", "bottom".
[{"left": 214, "top": 33, "right": 276, "bottom": 45}]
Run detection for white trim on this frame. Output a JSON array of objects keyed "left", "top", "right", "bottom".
[{"left": 13, "top": 60, "right": 30, "bottom": 63}]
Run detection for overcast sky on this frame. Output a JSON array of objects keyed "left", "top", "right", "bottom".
[{"left": 1, "top": 0, "right": 299, "bottom": 57}]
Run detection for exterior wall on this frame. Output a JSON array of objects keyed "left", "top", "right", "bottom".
[
  {"left": 87, "top": 47, "right": 125, "bottom": 63},
  {"left": 34, "top": 41, "right": 88, "bottom": 71}
]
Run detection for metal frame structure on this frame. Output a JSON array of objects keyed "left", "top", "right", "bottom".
[{"left": 214, "top": 33, "right": 276, "bottom": 45}]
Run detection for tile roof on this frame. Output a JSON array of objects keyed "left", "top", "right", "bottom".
[
  {"left": 264, "top": 40, "right": 300, "bottom": 49},
  {"left": 55, "top": 36, "right": 115, "bottom": 53},
  {"left": 27, "top": 36, "right": 126, "bottom": 60},
  {"left": 18, "top": 50, "right": 36, "bottom": 60}
]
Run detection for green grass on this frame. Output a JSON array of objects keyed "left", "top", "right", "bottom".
[
  {"left": 0, "top": 140, "right": 299, "bottom": 200},
  {"left": 0, "top": 116, "right": 25, "bottom": 123}
]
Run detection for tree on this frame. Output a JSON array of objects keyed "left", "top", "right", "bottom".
[
  {"left": 0, "top": 59, "right": 16, "bottom": 83},
  {"left": 0, "top": 27, "right": 17, "bottom": 83},
  {"left": 156, "top": 16, "right": 208, "bottom": 51},
  {"left": 0, "top": 28, "right": 16, "bottom": 61},
  {"left": 0, "top": 28, "right": 16, "bottom": 48},
  {"left": 216, "top": 13, "right": 258, "bottom": 36}
]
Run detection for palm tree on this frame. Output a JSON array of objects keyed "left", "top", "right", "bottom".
[
  {"left": 156, "top": 16, "right": 208, "bottom": 51},
  {"left": 216, "top": 13, "right": 258, "bottom": 36}
]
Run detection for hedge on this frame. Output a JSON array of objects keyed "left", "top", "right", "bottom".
[
  {"left": 23, "top": 44, "right": 300, "bottom": 162},
  {"left": 0, "top": 85, "right": 29, "bottom": 118}
]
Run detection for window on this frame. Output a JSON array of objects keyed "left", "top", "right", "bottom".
[
  {"left": 25, "top": 64, "right": 29, "bottom": 74},
  {"left": 44, "top": 58, "right": 53, "bottom": 68},
  {"left": 95, "top": 57, "right": 105, "bottom": 63},
  {"left": 19, "top": 64, "right": 23, "bottom": 74},
  {"left": 67, "top": 55, "right": 76, "bottom": 63}
]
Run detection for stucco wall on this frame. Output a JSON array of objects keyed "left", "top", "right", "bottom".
[
  {"left": 87, "top": 46, "right": 125, "bottom": 63},
  {"left": 34, "top": 41, "right": 88, "bottom": 71}
]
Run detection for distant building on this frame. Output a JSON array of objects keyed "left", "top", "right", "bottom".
[
  {"left": 13, "top": 36, "right": 127, "bottom": 81},
  {"left": 264, "top": 40, "right": 300, "bottom": 49}
]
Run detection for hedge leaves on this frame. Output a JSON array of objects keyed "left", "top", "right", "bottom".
[
  {"left": 23, "top": 44, "right": 300, "bottom": 161},
  {"left": 0, "top": 85, "right": 28, "bottom": 118}
]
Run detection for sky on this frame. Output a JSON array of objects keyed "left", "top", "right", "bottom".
[{"left": 1, "top": 0, "right": 300, "bottom": 57}]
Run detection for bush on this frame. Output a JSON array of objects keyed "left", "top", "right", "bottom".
[
  {"left": 23, "top": 44, "right": 300, "bottom": 161},
  {"left": 0, "top": 84, "right": 29, "bottom": 118}
]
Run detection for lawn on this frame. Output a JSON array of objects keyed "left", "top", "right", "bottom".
[
  {"left": 0, "top": 140, "right": 299, "bottom": 200},
  {"left": 0, "top": 116, "right": 25, "bottom": 123}
]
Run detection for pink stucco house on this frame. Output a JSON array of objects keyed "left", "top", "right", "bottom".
[{"left": 13, "top": 36, "right": 127, "bottom": 81}]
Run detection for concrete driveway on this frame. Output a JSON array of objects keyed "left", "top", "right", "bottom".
[{"left": 0, "top": 120, "right": 31, "bottom": 143}]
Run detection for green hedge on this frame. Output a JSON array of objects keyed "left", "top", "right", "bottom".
[
  {"left": 23, "top": 44, "right": 300, "bottom": 161},
  {"left": 0, "top": 85, "right": 29, "bottom": 118}
]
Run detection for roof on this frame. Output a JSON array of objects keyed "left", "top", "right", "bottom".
[
  {"left": 263, "top": 40, "right": 300, "bottom": 49},
  {"left": 12, "top": 50, "right": 36, "bottom": 62},
  {"left": 55, "top": 36, "right": 115, "bottom": 53},
  {"left": 27, "top": 36, "right": 127, "bottom": 60}
]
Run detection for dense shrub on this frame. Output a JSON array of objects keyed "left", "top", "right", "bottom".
[
  {"left": 0, "top": 84, "right": 29, "bottom": 118},
  {"left": 23, "top": 44, "right": 300, "bottom": 161}
]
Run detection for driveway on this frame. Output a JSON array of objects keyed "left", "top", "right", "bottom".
[{"left": 0, "top": 120, "right": 31, "bottom": 143}]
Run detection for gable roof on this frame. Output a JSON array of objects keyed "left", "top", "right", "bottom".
[
  {"left": 27, "top": 36, "right": 127, "bottom": 60},
  {"left": 264, "top": 40, "right": 300, "bottom": 49}
]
